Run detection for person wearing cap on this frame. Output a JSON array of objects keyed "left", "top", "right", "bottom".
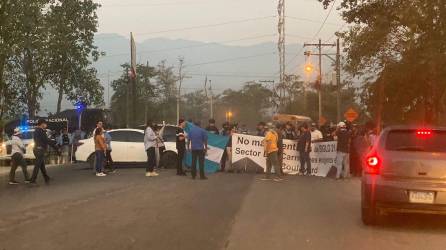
[
  {"left": 335, "top": 121, "right": 352, "bottom": 179},
  {"left": 297, "top": 123, "right": 312, "bottom": 176},
  {"left": 206, "top": 119, "right": 220, "bottom": 135},
  {"left": 261, "top": 122, "right": 283, "bottom": 181},
  {"left": 6, "top": 128, "right": 30, "bottom": 185},
  {"left": 176, "top": 119, "right": 187, "bottom": 176},
  {"left": 29, "top": 119, "right": 58, "bottom": 184}
]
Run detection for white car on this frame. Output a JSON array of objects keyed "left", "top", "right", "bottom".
[{"left": 75, "top": 128, "right": 178, "bottom": 168}]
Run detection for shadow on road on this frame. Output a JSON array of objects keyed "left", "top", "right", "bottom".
[{"left": 364, "top": 213, "right": 446, "bottom": 233}]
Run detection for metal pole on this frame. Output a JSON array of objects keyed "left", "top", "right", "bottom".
[
  {"left": 318, "top": 39, "right": 322, "bottom": 122},
  {"left": 177, "top": 58, "right": 184, "bottom": 124},
  {"left": 209, "top": 80, "right": 213, "bottom": 119},
  {"left": 336, "top": 38, "right": 341, "bottom": 123},
  {"left": 126, "top": 75, "right": 130, "bottom": 128}
]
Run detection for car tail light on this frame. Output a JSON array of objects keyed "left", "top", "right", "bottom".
[
  {"left": 365, "top": 154, "right": 381, "bottom": 175},
  {"left": 416, "top": 129, "right": 433, "bottom": 138}
]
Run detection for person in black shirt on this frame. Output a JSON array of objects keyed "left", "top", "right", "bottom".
[
  {"left": 335, "top": 122, "right": 352, "bottom": 179},
  {"left": 297, "top": 123, "right": 312, "bottom": 176},
  {"left": 29, "top": 119, "right": 58, "bottom": 184},
  {"left": 256, "top": 122, "right": 266, "bottom": 136},
  {"left": 282, "top": 122, "right": 297, "bottom": 140},
  {"left": 176, "top": 119, "right": 187, "bottom": 176},
  {"left": 205, "top": 119, "right": 219, "bottom": 135},
  {"left": 220, "top": 122, "right": 231, "bottom": 136}
]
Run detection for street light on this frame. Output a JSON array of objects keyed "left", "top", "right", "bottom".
[
  {"left": 304, "top": 63, "right": 314, "bottom": 73},
  {"left": 226, "top": 111, "right": 233, "bottom": 122}
]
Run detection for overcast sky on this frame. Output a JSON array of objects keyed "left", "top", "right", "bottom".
[{"left": 95, "top": 0, "right": 345, "bottom": 45}]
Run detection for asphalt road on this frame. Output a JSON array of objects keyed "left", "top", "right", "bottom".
[{"left": 1, "top": 165, "right": 446, "bottom": 250}]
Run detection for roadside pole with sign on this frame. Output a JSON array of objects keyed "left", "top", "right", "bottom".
[
  {"left": 344, "top": 108, "right": 359, "bottom": 123},
  {"left": 72, "top": 100, "right": 87, "bottom": 163}
]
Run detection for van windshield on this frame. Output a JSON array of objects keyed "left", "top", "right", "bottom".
[{"left": 386, "top": 130, "right": 446, "bottom": 153}]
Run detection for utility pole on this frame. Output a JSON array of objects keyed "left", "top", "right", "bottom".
[
  {"left": 304, "top": 39, "right": 336, "bottom": 123},
  {"left": 209, "top": 80, "right": 214, "bottom": 119},
  {"left": 176, "top": 58, "right": 184, "bottom": 125},
  {"left": 336, "top": 38, "right": 341, "bottom": 123},
  {"left": 144, "top": 61, "right": 149, "bottom": 124},
  {"left": 278, "top": 0, "right": 285, "bottom": 111}
]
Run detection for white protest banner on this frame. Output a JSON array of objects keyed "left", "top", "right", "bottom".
[{"left": 231, "top": 133, "right": 337, "bottom": 177}]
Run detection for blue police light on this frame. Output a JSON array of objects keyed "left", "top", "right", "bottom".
[{"left": 74, "top": 100, "right": 87, "bottom": 114}]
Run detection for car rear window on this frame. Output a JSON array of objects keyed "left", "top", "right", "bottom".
[{"left": 386, "top": 129, "right": 446, "bottom": 152}]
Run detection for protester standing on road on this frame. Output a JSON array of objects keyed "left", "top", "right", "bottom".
[
  {"left": 144, "top": 122, "right": 158, "bottom": 177},
  {"left": 256, "top": 122, "right": 266, "bottom": 136},
  {"left": 29, "top": 119, "right": 58, "bottom": 184},
  {"left": 206, "top": 119, "right": 220, "bottom": 135},
  {"left": 310, "top": 123, "right": 323, "bottom": 142},
  {"left": 94, "top": 128, "right": 107, "bottom": 177},
  {"left": 351, "top": 127, "right": 368, "bottom": 177},
  {"left": 297, "top": 123, "right": 312, "bottom": 176},
  {"left": 176, "top": 119, "right": 187, "bottom": 176},
  {"left": 104, "top": 126, "right": 115, "bottom": 173},
  {"left": 187, "top": 121, "right": 208, "bottom": 180},
  {"left": 276, "top": 123, "right": 285, "bottom": 175},
  {"left": 225, "top": 126, "right": 237, "bottom": 172},
  {"left": 71, "top": 129, "right": 82, "bottom": 163},
  {"left": 335, "top": 122, "right": 352, "bottom": 179},
  {"left": 155, "top": 125, "right": 166, "bottom": 168},
  {"left": 282, "top": 122, "right": 297, "bottom": 140},
  {"left": 92, "top": 120, "right": 103, "bottom": 137},
  {"left": 220, "top": 122, "right": 231, "bottom": 136},
  {"left": 6, "top": 128, "right": 30, "bottom": 185},
  {"left": 261, "top": 123, "right": 283, "bottom": 181},
  {"left": 56, "top": 128, "right": 70, "bottom": 164}
]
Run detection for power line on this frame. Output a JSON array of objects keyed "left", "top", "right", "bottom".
[
  {"left": 286, "top": 16, "right": 340, "bottom": 27},
  {"left": 185, "top": 52, "right": 276, "bottom": 67},
  {"left": 99, "top": 34, "right": 276, "bottom": 58},
  {"left": 324, "top": 23, "right": 347, "bottom": 43},
  {"left": 280, "top": 0, "right": 338, "bottom": 74},
  {"left": 310, "top": 0, "right": 337, "bottom": 42},
  {"left": 95, "top": 15, "right": 277, "bottom": 40},
  {"left": 100, "top": 1, "right": 205, "bottom": 8}
]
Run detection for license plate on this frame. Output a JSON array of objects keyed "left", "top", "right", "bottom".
[{"left": 409, "top": 191, "right": 435, "bottom": 204}]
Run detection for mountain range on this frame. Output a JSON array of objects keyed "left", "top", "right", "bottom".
[{"left": 41, "top": 33, "right": 309, "bottom": 114}]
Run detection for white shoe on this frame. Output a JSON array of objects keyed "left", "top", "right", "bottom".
[
  {"left": 151, "top": 172, "right": 159, "bottom": 177},
  {"left": 145, "top": 172, "right": 152, "bottom": 177},
  {"left": 96, "top": 172, "right": 107, "bottom": 177}
]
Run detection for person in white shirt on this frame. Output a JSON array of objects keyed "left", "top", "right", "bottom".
[
  {"left": 144, "top": 122, "right": 158, "bottom": 177},
  {"left": 310, "top": 123, "right": 323, "bottom": 142},
  {"left": 6, "top": 128, "right": 30, "bottom": 185}
]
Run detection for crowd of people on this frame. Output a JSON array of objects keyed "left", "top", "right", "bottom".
[
  {"left": 5, "top": 116, "right": 378, "bottom": 185},
  {"left": 200, "top": 118, "right": 377, "bottom": 181}
]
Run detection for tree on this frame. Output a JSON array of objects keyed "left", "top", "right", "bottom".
[
  {"left": 155, "top": 61, "right": 177, "bottom": 123},
  {"left": 181, "top": 90, "right": 208, "bottom": 122},
  {"left": 46, "top": 0, "right": 102, "bottom": 113},
  {"left": 111, "top": 63, "right": 157, "bottom": 127},
  {"left": 215, "top": 82, "right": 273, "bottom": 127},
  {"left": 318, "top": 0, "right": 446, "bottom": 126}
]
